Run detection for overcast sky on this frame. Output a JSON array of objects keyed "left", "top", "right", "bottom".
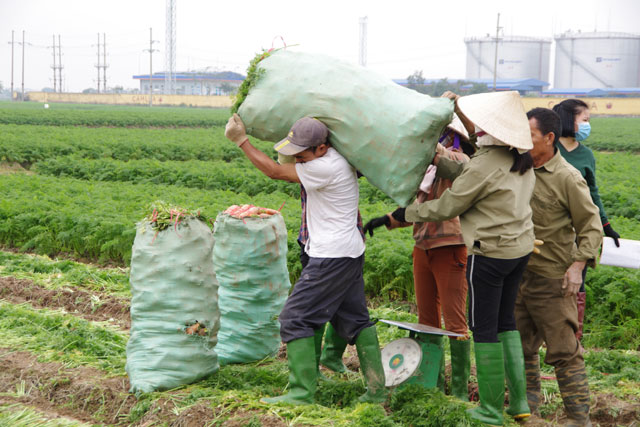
[{"left": 1, "top": 0, "right": 638, "bottom": 92}]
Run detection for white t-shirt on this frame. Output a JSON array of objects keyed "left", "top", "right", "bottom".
[{"left": 295, "top": 148, "right": 365, "bottom": 258}]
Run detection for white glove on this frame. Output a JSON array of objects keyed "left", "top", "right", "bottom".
[{"left": 224, "top": 113, "right": 248, "bottom": 147}]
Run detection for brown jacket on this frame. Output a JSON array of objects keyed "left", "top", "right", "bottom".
[{"left": 388, "top": 148, "right": 468, "bottom": 250}]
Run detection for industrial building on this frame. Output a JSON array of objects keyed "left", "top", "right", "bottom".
[
  {"left": 553, "top": 31, "right": 640, "bottom": 89},
  {"left": 464, "top": 35, "right": 552, "bottom": 83},
  {"left": 464, "top": 30, "right": 640, "bottom": 94},
  {"left": 132, "top": 71, "right": 244, "bottom": 96}
]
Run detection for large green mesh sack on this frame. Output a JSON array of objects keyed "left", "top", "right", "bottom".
[
  {"left": 213, "top": 212, "right": 290, "bottom": 365},
  {"left": 236, "top": 50, "right": 454, "bottom": 206},
  {"left": 126, "top": 217, "right": 220, "bottom": 393}
]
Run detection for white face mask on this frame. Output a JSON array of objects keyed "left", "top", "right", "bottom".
[
  {"left": 475, "top": 127, "right": 503, "bottom": 147},
  {"left": 475, "top": 127, "right": 529, "bottom": 154}
]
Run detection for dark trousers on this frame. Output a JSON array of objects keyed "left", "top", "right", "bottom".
[
  {"left": 279, "top": 254, "right": 373, "bottom": 344},
  {"left": 467, "top": 253, "right": 531, "bottom": 343}
]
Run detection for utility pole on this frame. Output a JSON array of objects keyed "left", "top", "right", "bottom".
[
  {"left": 9, "top": 30, "right": 15, "bottom": 100},
  {"left": 96, "top": 33, "right": 101, "bottom": 93},
  {"left": 57, "top": 35, "right": 62, "bottom": 92},
  {"left": 492, "top": 13, "right": 501, "bottom": 92},
  {"left": 143, "top": 27, "right": 159, "bottom": 107},
  {"left": 103, "top": 33, "right": 107, "bottom": 92},
  {"left": 21, "top": 31, "right": 25, "bottom": 101},
  {"left": 51, "top": 35, "right": 57, "bottom": 92}
]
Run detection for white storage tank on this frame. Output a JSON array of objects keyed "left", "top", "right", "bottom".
[
  {"left": 465, "top": 35, "right": 551, "bottom": 81},
  {"left": 554, "top": 31, "right": 640, "bottom": 89}
]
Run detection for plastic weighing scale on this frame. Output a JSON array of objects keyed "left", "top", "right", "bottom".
[{"left": 380, "top": 319, "right": 464, "bottom": 388}]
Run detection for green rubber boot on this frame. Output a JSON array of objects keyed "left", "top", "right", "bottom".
[
  {"left": 467, "top": 342, "right": 505, "bottom": 426},
  {"left": 261, "top": 336, "right": 317, "bottom": 405},
  {"left": 449, "top": 337, "right": 470, "bottom": 401},
  {"left": 405, "top": 334, "right": 444, "bottom": 390},
  {"left": 319, "top": 323, "right": 350, "bottom": 373},
  {"left": 499, "top": 331, "right": 531, "bottom": 421},
  {"left": 426, "top": 335, "right": 446, "bottom": 392},
  {"left": 355, "top": 326, "right": 387, "bottom": 403},
  {"left": 314, "top": 327, "right": 330, "bottom": 381}
]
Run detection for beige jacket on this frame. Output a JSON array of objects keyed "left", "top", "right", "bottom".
[
  {"left": 405, "top": 145, "right": 535, "bottom": 259},
  {"left": 526, "top": 151, "right": 603, "bottom": 278}
]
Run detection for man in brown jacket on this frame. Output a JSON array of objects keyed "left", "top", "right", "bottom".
[{"left": 517, "top": 108, "right": 603, "bottom": 427}]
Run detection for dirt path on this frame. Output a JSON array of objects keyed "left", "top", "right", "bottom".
[
  {"left": 0, "top": 348, "right": 287, "bottom": 426},
  {"left": 0, "top": 349, "right": 134, "bottom": 425},
  {"left": 0, "top": 276, "right": 130, "bottom": 329}
]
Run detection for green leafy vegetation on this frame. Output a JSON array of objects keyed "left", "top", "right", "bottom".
[
  {"left": 0, "top": 174, "right": 411, "bottom": 293},
  {"left": 1, "top": 102, "right": 640, "bottom": 425},
  {"left": 231, "top": 50, "right": 271, "bottom": 114},
  {"left": 587, "top": 117, "right": 640, "bottom": 153},
  {"left": 0, "top": 301, "right": 127, "bottom": 373},
  {"left": 0, "top": 404, "right": 90, "bottom": 427},
  {"left": 0, "top": 101, "right": 229, "bottom": 127},
  {"left": 0, "top": 251, "right": 130, "bottom": 297},
  {"left": 0, "top": 124, "right": 244, "bottom": 164}
]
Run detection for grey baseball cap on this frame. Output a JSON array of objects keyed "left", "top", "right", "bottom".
[{"left": 273, "top": 117, "right": 329, "bottom": 155}]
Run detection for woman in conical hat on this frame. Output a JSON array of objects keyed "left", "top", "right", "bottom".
[{"left": 391, "top": 90, "right": 535, "bottom": 426}]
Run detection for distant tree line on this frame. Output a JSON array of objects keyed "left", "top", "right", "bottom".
[{"left": 406, "top": 70, "right": 489, "bottom": 96}]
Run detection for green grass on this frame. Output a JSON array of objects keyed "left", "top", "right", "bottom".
[
  {"left": 0, "top": 301, "right": 128, "bottom": 374},
  {"left": 0, "top": 251, "right": 130, "bottom": 297}
]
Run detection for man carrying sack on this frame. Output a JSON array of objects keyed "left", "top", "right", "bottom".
[
  {"left": 225, "top": 114, "right": 386, "bottom": 405},
  {"left": 517, "top": 108, "right": 602, "bottom": 426}
]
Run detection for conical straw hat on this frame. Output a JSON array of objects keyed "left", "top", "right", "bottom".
[
  {"left": 447, "top": 114, "right": 469, "bottom": 140},
  {"left": 457, "top": 91, "right": 532, "bottom": 150}
]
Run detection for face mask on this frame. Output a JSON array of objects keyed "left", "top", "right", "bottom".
[{"left": 575, "top": 122, "right": 591, "bottom": 142}]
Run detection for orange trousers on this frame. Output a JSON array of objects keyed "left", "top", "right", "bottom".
[{"left": 412, "top": 245, "right": 469, "bottom": 337}]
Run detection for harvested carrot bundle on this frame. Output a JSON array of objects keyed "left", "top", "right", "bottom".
[{"left": 223, "top": 204, "right": 280, "bottom": 219}]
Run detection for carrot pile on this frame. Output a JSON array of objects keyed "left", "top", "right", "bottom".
[{"left": 224, "top": 204, "right": 280, "bottom": 219}]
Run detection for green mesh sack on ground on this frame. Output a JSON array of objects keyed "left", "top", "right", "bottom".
[
  {"left": 213, "top": 212, "right": 290, "bottom": 365},
  {"left": 126, "top": 213, "right": 220, "bottom": 394},
  {"left": 235, "top": 49, "right": 454, "bottom": 206}
]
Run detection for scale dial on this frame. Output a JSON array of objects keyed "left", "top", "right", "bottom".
[{"left": 381, "top": 338, "right": 423, "bottom": 387}]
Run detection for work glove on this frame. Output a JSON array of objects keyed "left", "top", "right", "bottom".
[
  {"left": 391, "top": 207, "right": 406, "bottom": 223},
  {"left": 363, "top": 215, "right": 391, "bottom": 237},
  {"left": 532, "top": 239, "right": 544, "bottom": 255},
  {"left": 603, "top": 223, "right": 620, "bottom": 247},
  {"left": 224, "top": 113, "right": 248, "bottom": 147}
]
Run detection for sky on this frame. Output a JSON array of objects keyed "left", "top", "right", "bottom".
[{"left": 1, "top": 0, "right": 639, "bottom": 93}]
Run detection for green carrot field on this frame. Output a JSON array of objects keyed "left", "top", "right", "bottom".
[{"left": 0, "top": 100, "right": 639, "bottom": 426}]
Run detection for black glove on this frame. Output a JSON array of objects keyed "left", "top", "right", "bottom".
[
  {"left": 391, "top": 207, "right": 406, "bottom": 223},
  {"left": 363, "top": 215, "right": 390, "bottom": 237},
  {"left": 603, "top": 223, "right": 620, "bottom": 247}
]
